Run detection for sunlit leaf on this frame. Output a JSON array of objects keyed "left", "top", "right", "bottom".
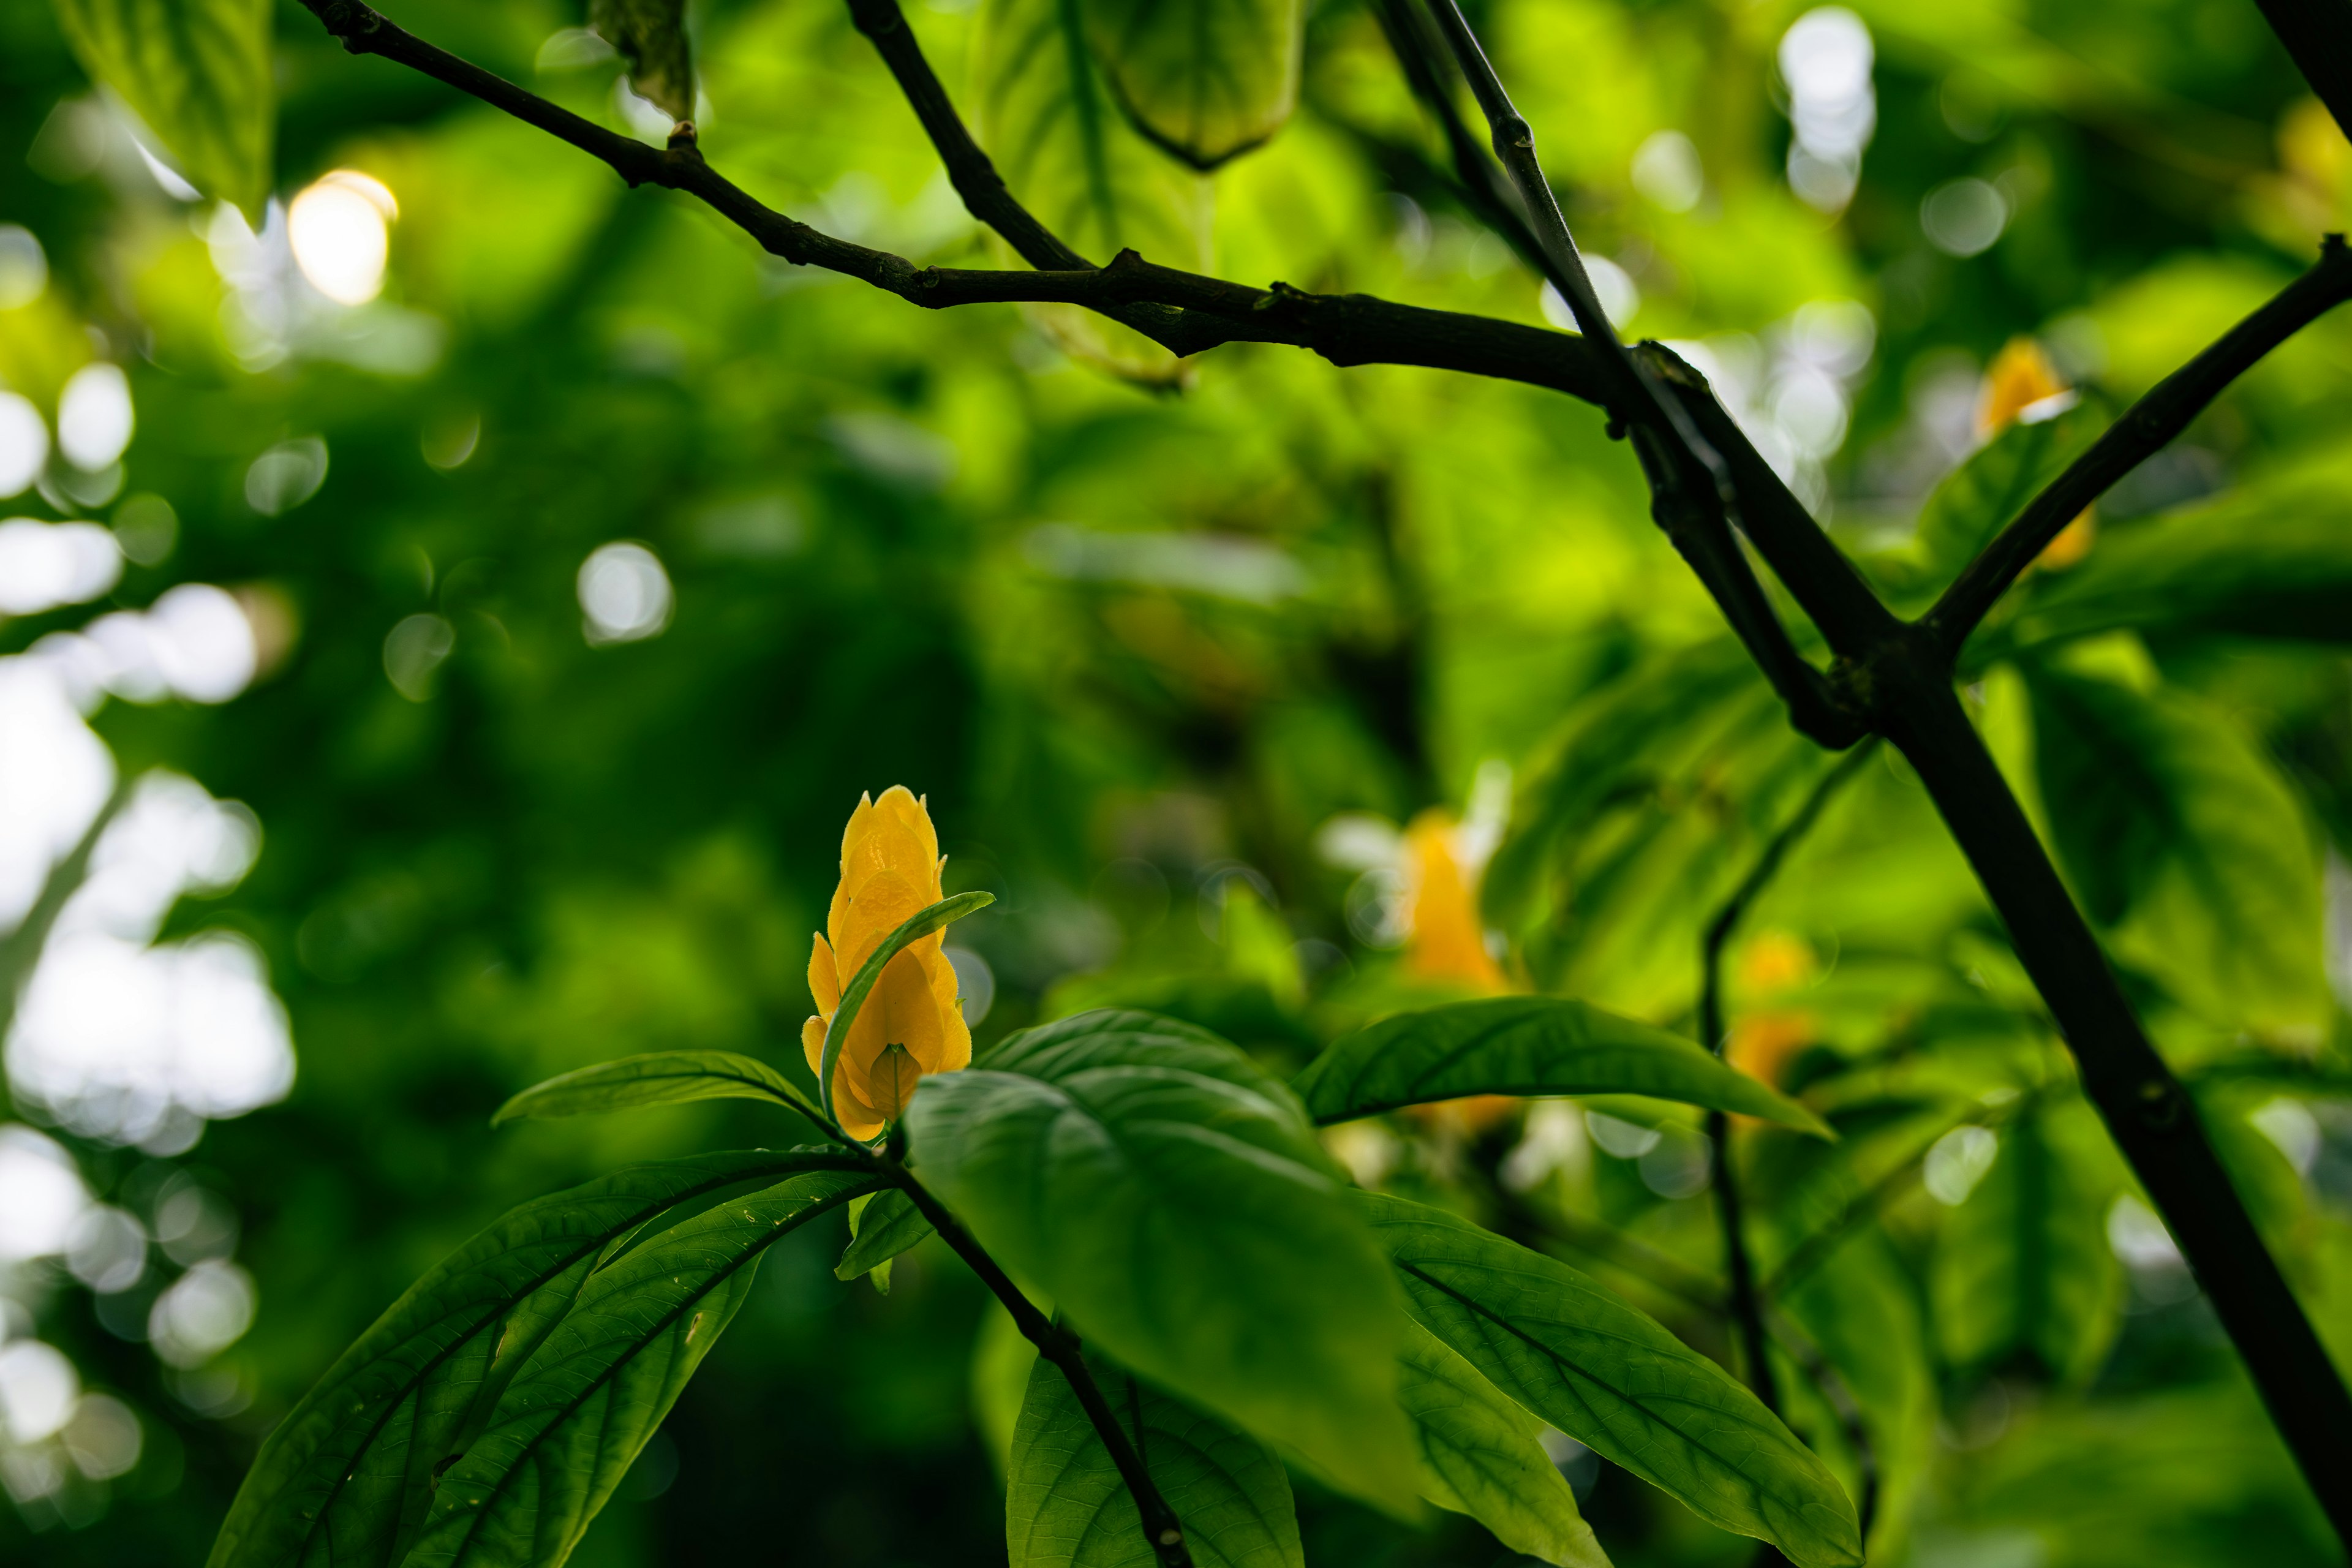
[
  {"left": 51, "top": 0, "right": 273, "bottom": 221},
  {"left": 1396, "top": 1316, "right": 1610, "bottom": 1568},
  {"left": 837, "top": 1187, "right": 932, "bottom": 1291},
  {"left": 1082, "top": 0, "right": 1302, "bottom": 169},
  {"left": 491, "top": 1050, "right": 824, "bottom": 1129},
  {"left": 589, "top": 0, "right": 693, "bottom": 122},
  {"left": 1915, "top": 407, "right": 2101, "bottom": 584},
  {"left": 404, "top": 1166, "right": 879, "bottom": 1566},
  {"left": 1008, "top": 1348, "right": 1303, "bottom": 1568},
  {"left": 1360, "top": 1194, "right": 1861, "bottom": 1568},
  {"left": 908, "top": 1010, "right": 1420, "bottom": 1512},
  {"left": 2024, "top": 660, "right": 2328, "bottom": 1033},
  {"left": 1293, "top": 996, "right": 1830, "bottom": 1136},
  {"left": 206, "top": 1150, "right": 872, "bottom": 1568}
]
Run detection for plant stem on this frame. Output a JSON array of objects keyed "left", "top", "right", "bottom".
[
  {"left": 1696, "top": 742, "right": 1877, "bottom": 1414},
  {"left": 1880, "top": 671, "right": 2352, "bottom": 1544},
  {"left": 888, "top": 1169, "right": 1194, "bottom": 1568},
  {"left": 1926, "top": 235, "right": 2352, "bottom": 654}
]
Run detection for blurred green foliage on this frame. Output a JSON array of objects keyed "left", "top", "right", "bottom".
[{"left": 4, "top": 0, "right": 2352, "bottom": 1561}]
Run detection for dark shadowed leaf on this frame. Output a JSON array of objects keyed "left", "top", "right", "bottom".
[
  {"left": 492, "top": 1050, "right": 824, "bottom": 1129},
  {"left": 837, "top": 1187, "right": 933, "bottom": 1291},
  {"left": 206, "top": 1150, "right": 873, "bottom": 1568},
  {"left": 1396, "top": 1316, "right": 1609, "bottom": 1568},
  {"left": 908, "top": 1010, "right": 1419, "bottom": 1510},
  {"left": 1932, "top": 1096, "right": 2125, "bottom": 1384},
  {"left": 1360, "top": 1194, "right": 1860, "bottom": 1568},
  {"left": 1082, "top": 0, "right": 1303, "bottom": 168},
  {"left": 402, "top": 1166, "right": 878, "bottom": 1566},
  {"left": 1293, "top": 997, "right": 1829, "bottom": 1136},
  {"left": 589, "top": 0, "right": 694, "bottom": 121},
  {"left": 1008, "top": 1349, "right": 1303, "bottom": 1568},
  {"left": 52, "top": 0, "right": 273, "bottom": 219},
  {"left": 2024, "top": 660, "right": 2327, "bottom": 1033}
]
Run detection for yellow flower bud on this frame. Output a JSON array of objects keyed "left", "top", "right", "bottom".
[
  {"left": 801, "top": 786, "right": 971, "bottom": 1139},
  {"left": 1401, "top": 809, "right": 1508, "bottom": 994}
]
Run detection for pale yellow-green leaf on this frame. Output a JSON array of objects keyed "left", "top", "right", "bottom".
[{"left": 52, "top": 0, "right": 273, "bottom": 221}]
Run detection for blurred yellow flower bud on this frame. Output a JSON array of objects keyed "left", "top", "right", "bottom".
[
  {"left": 801, "top": 786, "right": 971, "bottom": 1140},
  {"left": 1978, "top": 337, "right": 2097, "bottom": 571},
  {"left": 1401, "top": 809, "right": 1507, "bottom": 993}
]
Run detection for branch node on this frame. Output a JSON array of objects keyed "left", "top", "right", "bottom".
[{"left": 667, "top": 121, "right": 700, "bottom": 152}]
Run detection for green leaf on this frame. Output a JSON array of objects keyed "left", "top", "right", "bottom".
[
  {"left": 589, "top": 0, "right": 693, "bottom": 122},
  {"left": 1915, "top": 407, "right": 2102, "bottom": 584},
  {"left": 908, "top": 1009, "right": 1420, "bottom": 1512},
  {"left": 1360, "top": 1194, "right": 1861, "bottom": 1568},
  {"left": 492, "top": 1050, "right": 825, "bottom": 1129},
  {"left": 820, "top": 890, "right": 995, "bottom": 1132},
  {"left": 1293, "top": 997, "right": 1830, "bottom": 1137},
  {"left": 206, "top": 1148, "right": 870, "bottom": 1568},
  {"left": 1932, "top": 1096, "right": 2125, "bottom": 1384},
  {"left": 974, "top": 0, "right": 1211, "bottom": 270},
  {"left": 837, "top": 1188, "right": 933, "bottom": 1292},
  {"left": 2023, "top": 660, "right": 2328, "bottom": 1033},
  {"left": 1999, "top": 472, "right": 2352, "bottom": 652},
  {"left": 404, "top": 1166, "right": 879, "bottom": 1567},
  {"left": 1081, "top": 0, "right": 1302, "bottom": 169},
  {"left": 51, "top": 0, "right": 273, "bottom": 221},
  {"left": 1008, "top": 1349, "right": 1303, "bottom": 1568},
  {"left": 1396, "top": 1317, "right": 1610, "bottom": 1568}
]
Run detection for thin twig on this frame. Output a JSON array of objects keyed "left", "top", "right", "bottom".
[
  {"left": 888, "top": 1167, "right": 1194, "bottom": 1568},
  {"left": 1696, "top": 741, "right": 1879, "bottom": 1414},
  {"left": 1926, "top": 235, "right": 2352, "bottom": 657}
]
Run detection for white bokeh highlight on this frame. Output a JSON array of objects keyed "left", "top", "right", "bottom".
[
  {"left": 56, "top": 363, "right": 133, "bottom": 472},
  {"left": 578, "top": 541, "right": 674, "bottom": 644},
  {"left": 1779, "top": 8, "right": 1876, "bottom": 213},
  {"left": 288, "top": 171, "right": 396, "bottom": 306}
]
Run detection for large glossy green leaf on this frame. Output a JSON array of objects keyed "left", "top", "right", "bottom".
[
  {"left": 1008, "top": 1349, "right": 1303, "bottom": 1568},
  {"left": 1915, "top": 407, "right": 2102, "bottom": 583},
  {"left": 491, "top": 1051, "right": 824, "bottom": 1129},
  {"left": 1360, "top": 1194, "right": 1860, "bottom": 1568},
  {"left": 1999, "top": 473, "right": 2352, "bottom": 652},
  {"left": 1931, "top": 1097, "right": 2124, "bottom": 1384},
  {"left": 907, "top": 1009, "right": 1419, "bottom": 1510},
  {"left": 1292, "top": 997, "right": 1830, "bottom": 1136},
  {"left": 2024, "top": 660, "right": 2327, "bottom": 1033},
  {"left": 403, "top": 1166, "right": 878, "bottom": 1567},
  {"left": 1082, "top": 0, "right": 1302, "bottom": 169},
  {"left": 51, "top": 0, "right": 273, "bottom": 221},
  {"left": 1396, "top": 1317, "right": 1609, "bottom": 1568},
  {"left": 206, "top": 1149, "right": 870, "bottom": 1568},
  {"left": 836, "top": 1187, "right": 933, "bottom": 1291},
  {"left": 975, "top": 0, "right": 1210, "bottom": 268},
  {"left": 589, "top": 0, "right": 693, "bottom": 121}
]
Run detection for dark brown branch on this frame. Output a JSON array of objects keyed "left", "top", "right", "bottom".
[
  {"left": 2249, "top": 0, "right": 2352, "bottom": 140},
  {"left": 1696, "top": 740, "right": 1880, "bottom": 1414},
  {"left": 1878, "top": 672, "right": 2352, "bottom": 1544},
  {"left": 296, "top": 0, "right": 1610, "bottom": 397},
  {"left": 1926, "top": 235, "right": 2352, "bottom": 657},
  {"left": 889, "top": 1167, "right": 1194, "bottom": 1568}
]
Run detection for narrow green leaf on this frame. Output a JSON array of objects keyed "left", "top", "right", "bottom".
[
  {"left": 206, "top": 1149, "right": 871, "bottom": 1568},
  {"left": 589, "top": 0, "right": 693, "bottom": 122},
  {"left": 1082, "top": 0, "right": 1302, "bottom": 169},
  {"left": 820, "top": 890, "right": 995, "bottom": 1131},
  {"left": 1294, "top": 997, "right": 1830, "bottom": 1137},
  {"left": 1932, "top": 1097, "right": 2125, "bottom": 1384},
  {"left": 1008, "top": 1349, "right": 1303, "bottom": 1568},
  {"left": 51, "top": 0, "right": 273, "bottom": 221},
  {"left": 2023, "top": 660, "right": 2328, "bottom": 1033},
  {"left": 1915, "top": 408, "right": 2102, "bottom": 584},
  {"left": 837, "top": 1188, "right": 933, "bottom": 1291},
  {"left": 1360, "top": 1194, "right": 1860, "bottom": 1568},
  {"left": 404, "top": 1166, "right": 879, "bottom": 1567},
  {"left": 908, "top": 1009, "right": 1420, "bottom": 1512},
  {"left": 974, "top": 0, "right": 1210, "bottom": 285},
  {"left": 492, "top": 1050, "right": 825, "bottom": 1129},
  {"left": 1397, "top": 1317, "right": 1610, "bottom": 1568}
]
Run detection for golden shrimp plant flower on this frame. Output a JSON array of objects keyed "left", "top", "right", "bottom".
[{"left": 802, "top": 787, "right": 971, "bottom": 1140}]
